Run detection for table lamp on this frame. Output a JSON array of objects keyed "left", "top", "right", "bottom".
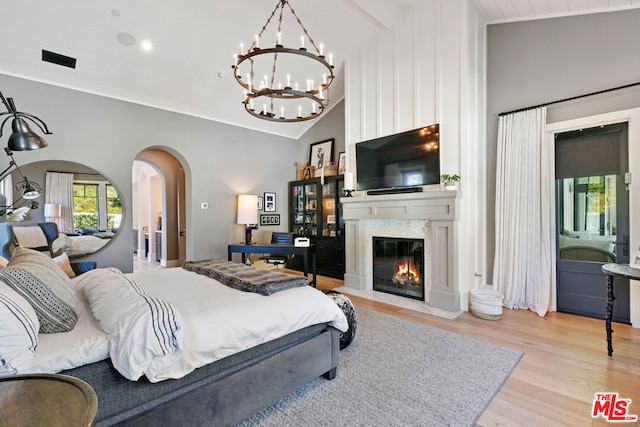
[
  {"left": 44, "top": 203, "right": 61, "bottom": 221},
  {"left": 237, "top": 194, "right": 258, "bottom": 245}
]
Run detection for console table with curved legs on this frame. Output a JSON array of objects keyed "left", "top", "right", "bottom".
[{"left": 601, "top": 263, "right": 640, "bottom": 356}]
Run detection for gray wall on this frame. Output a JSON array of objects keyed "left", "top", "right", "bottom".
[
  {"left": 486, "top": 9, "right": 640, "bottom": 280},
  {"left": 297, "top": 100, "right": 346, "bottom": 173},
  {"left": 0, "top": 74, "right": 297, "bottom": 272}
]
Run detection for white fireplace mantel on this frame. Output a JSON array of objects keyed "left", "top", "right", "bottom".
[{"left": 342, "top": 190, "right": 461, "bottom": 312}]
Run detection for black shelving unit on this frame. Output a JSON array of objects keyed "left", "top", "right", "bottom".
[{"left": 287, "top": 175, "right": 345, "bottom": 279}]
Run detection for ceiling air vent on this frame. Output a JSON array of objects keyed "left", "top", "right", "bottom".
[{"left": 41, "top": 50, "right": 76, "bottom": 69}]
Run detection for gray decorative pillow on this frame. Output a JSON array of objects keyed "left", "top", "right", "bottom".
[{"left": 2, "top": 247, "right": 80, "bottom": 333}]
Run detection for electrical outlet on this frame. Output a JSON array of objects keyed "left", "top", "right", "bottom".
[{"left": 201, "top": 202, "right": 209, "bottom": 210}]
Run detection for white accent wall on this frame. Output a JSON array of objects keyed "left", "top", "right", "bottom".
[{"left": 344, "top": 0, "right": 487, "bottom": 310}]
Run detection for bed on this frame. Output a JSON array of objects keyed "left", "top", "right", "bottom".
[
  {"left": 54, "top": 233, "right": 111, "bottom": 258},
  {"left": 558, "top": 233, "right": 616, "bottom": 262},
  {"left": 0, "top": 250, "right": 348, "bottom": 426}
]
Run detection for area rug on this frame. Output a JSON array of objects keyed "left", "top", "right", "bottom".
[{"left": 238, "top": 307, "right": 523, "bottom": 427}]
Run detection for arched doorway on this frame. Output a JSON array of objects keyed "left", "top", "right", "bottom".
[{"left": 132, "top": 148, "right": 188, "bottom": 270}]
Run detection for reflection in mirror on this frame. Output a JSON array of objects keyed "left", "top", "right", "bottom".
[
  {"left": 0, "top": 160, "right": 123, "bottom": 258},
  {"left": 557, "top": 175, "right": 617, "bottom": 263}
]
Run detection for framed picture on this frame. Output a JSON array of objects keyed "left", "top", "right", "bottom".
[
  {"left": 257, "top": 196, "right": 264, "bottom": 211},
  {"left": 308, "top": 138, "right": 334, "bottom": 171},
  {"left": 338, "top": 151, "right": 346, "bottom": 175},
  {"left": 259, "top": 214, "right": 280, "bottom": 226},
  {"left": 264, "top": 192, "right": 276, "bottom": 212}
]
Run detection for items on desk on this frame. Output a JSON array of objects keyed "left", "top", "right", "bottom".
[{"left": 295, "top": 237, "right": 310, "bottom": 247}]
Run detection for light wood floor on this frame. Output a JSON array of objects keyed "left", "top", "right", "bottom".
[{"left": 301, "top": 270, "right": 640, "bottom": 427}]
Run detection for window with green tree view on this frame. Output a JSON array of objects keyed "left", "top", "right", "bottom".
[{"left": 73, "top": 182, "right": 122, "bottom": 231}]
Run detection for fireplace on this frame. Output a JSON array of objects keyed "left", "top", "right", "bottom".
[
  {"left": 342, "top": 190, "right": 459, "bottom": 312},
  {"left": 373, "top": 237, "right": 424, "bottom": 300}
]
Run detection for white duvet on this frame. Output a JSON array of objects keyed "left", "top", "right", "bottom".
[{"left": 19, "top": 267, "right": 348, "bottom": 383}]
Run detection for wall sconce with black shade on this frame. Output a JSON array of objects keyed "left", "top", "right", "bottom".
[{"left": 0, "top": 90, "right": 50, "bottom": 217}]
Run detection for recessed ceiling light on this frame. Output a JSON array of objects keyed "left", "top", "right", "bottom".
[
  {"left": 116, "top": 32, "right": 136, "bottom": 47},
  {"left": 141, "top": 40, "right": 153, "bottom": 52}
]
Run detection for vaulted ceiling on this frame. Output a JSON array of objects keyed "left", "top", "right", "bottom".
[{"left": 1, "top": 0, "right": 638, "bottom": 139}]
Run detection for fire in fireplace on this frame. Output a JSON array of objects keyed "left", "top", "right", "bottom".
[
  {"left": 373, "top": 237, "right": 424, "bottom": 300},
  {"left": 394, "top": 258, "right": 421, "bottom": 285}
]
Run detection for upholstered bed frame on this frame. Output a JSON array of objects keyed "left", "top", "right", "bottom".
[
  {"left": 0, "top": 222, "right": 341, "bottom": 425},
  {"left": 63, "top": 325, "right": 340, "bottom": 426}
]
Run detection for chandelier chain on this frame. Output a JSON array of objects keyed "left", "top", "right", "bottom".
[
  {"left": 270, "top": 52, "right": 277, "bottom": 114},
  {"left": 271, "top": 3, "right": 285, "bottom": 93},
  {"left": 284, "top": 1, "right": 321, "bottom": 54},
  {"left": 277, "top": 1, "right": 284, "bottom": 34},
  {"left": 269, "top": 0, "right": 285, "bottom": 116},
  {"left": 252, "top": 1, "right": 282, "bottom": 50},
  {"left": 232, "top": 0, "right": 333, "bottom": 122}
]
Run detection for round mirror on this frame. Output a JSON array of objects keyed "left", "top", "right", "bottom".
[{"left": 2, "top": 160, "right": 123, "bottom": 258}]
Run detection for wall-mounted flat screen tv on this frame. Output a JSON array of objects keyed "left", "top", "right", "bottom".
[{"left": 355, "top": 124, "right": 440, "bottom": 191}]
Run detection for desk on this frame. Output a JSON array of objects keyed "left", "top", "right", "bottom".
[
  {"left": 0, "top": 374, "right": 97, "bottom": 427},
  {"left": 228, "top": 243, "right": 316, "bottom": 287},
  {"left": 601, "top": 263, "right": 640, "bottom": 356}
]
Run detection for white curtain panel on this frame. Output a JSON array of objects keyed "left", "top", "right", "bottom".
[
  {"left": 493, "top": 107, "right": 553, "bottom": 317},
  {"left": 0, "top": 175, "right": 12, "bottom": 206},
  {"left": 45, "top": 172, "right": 74, "bottom": 233}
]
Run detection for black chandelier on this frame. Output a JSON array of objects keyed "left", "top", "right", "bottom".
[
  {"left": 232, "top": 0, "right": 335, "bottom": 123},
  {"left": 0, "top": 91, "right": 50, "bottom": 216}
]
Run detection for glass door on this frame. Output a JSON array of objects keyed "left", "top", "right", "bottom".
[
  {"left": 322, "top": 180, "right": 337, "bottom": 237},
  {"left": 304, "top": 182, "right": 318, "bottom": 236},
  {"left": 337, "top": 179, "right": 345, "bottom": 237},
  {"left": 555, "top": 123, "right": 630, "bottom": 322},
  {"left": 291, "top": 183, "right": 305, "bottom": 235}
]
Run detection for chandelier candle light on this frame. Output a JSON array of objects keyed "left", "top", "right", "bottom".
[{"left": 232, "top": 0, "right": 335, "bottom": 123}]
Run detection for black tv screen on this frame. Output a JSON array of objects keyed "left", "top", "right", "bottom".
[{"left": 355, "top": 124, "right": 440, "bottom": 191}]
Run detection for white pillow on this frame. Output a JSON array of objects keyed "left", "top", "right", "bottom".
[
  {"left": 0, "top": 282, "right": 39, "bottom": 374},
  {"left": 76, "top": 268, "right": 185, "bottom": 382},
  {"left": 51, "top": 235, "right": 67, "bottom": 255},
  {"left": 12, "top": 226, "right": 48, "bottom": 249}
]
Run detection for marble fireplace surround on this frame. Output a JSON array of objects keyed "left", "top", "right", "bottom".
[{"left": 340, "top": 190, "right": 461, "bottom": 314}]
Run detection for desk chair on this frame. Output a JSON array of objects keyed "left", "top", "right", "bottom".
[{"left": 261, "top": 232, "right": 294, "bottom": 271}]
